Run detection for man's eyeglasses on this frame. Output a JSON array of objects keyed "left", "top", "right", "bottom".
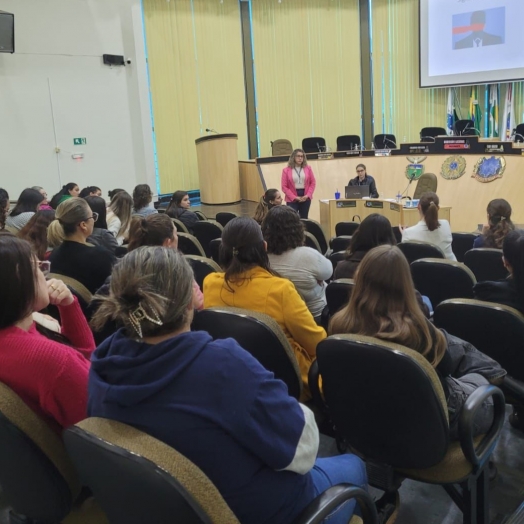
[
  {"left": 38, "top": 260, "right": 51, "bottom": 276},
  {"left": 86, "top": 212, "right": 99, "bottom": 223}
]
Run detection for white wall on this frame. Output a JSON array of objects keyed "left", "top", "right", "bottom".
[{"left": 0, "top": 0, "right": 156, "bottom": 200}]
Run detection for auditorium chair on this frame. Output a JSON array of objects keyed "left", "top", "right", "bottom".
[
  {"left": 325, "top": 279, "right": 355, "bottom": 318},
  {"left": 192, "top": 220, "right": 223, "bottom": 257},
  {"left": 271, "top": 139, "right": 293, "bottom": 156},
  {"left": 328, "top": 251, "right": 346, "bottom": 274},
  {"left": 463, "top": 248, "right": 508, "bottom": 282},
  {"left": 192, "top": 307, "right": 302, "bottom": 399},
  {"left": 215, "top": 211, "right": 238, "bottom": 228},
  {"left": 412, "top": 173, "right": 437, "bottom": 199},
  {"left": 209, "top": 237, "right": 221, "bottom": 263},
  {"left": 184, "top": 255, "right": 221, "bottom": 290},
  {"left": 398, "top": 240, "right": 445, "bottom": 264},
  {"left": 309, "top": 334, "right": 505, "bottom": 524},
  {"left": 0, "top": 382, "right": 106, "bottom": 524},
  {"left": 305, "top": 232, "right": 322, "bottom": 253},
  {"left": 65, "top": 418, "right": 377, "bottom": 524},
  {"left": 336, "top": 135, "right": 361, "bottom": 151},
  {"left": 302, "top": 137, "right": 326, "bottom": 154},
  {"left": 335, "top": 221, "right": 360, "bottom": 237},
  {"left": 410, "top": 258, "right": 476, "bottom": 307},
  {"left": 452, "top": 233, "right": 479, "bottom": 263},
  {"left": 454, "top": 119, "right": 478, "bottom": 136},
  {"left": 330, "top": 236, "right": 352, "bottom": 253},
  {"left": 301, "top": 218, "right": 328, "bottom": 254},
  {"left": 171, "top": 217, "right": 189, "bottom": 234},
  {"left": 515, "top": 123, "right": 524, "bottom": 142},
  {"left": 373, "top": 134, "right": 397, "bottom": 149},
  {"left": 194, "top": 210, "right": 208, "bottom": 221},
  {"left": 177, "top": 233, "right": 207, "bottom": 257},
  {"left": 391, "top": 226, "right": 402, "bottom": 244},
  {"left": 420, "top": 127, "right": 446, "bottom": 142}
]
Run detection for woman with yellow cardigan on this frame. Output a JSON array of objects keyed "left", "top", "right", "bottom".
[{"left": 203, "top": 217, "right": 326, "bottom": 400}]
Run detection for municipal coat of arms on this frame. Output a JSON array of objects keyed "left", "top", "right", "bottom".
[
  {"left": 405, "top": 157, "right": 426, "bottom": 180},
  {"left": 472, "top": 156, "right": 506, "bottom": 183},
  {"left": 441, "top": 155, "right": 466, "bottom": 180}
]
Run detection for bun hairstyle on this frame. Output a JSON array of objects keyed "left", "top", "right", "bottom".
[
  {"left": 54, "top": 197, "right": 92, "bottom": 236},
  {"left": 127, "top": 214, "right": 175, "bottom": 251},
  {"left": 108, "top": 188, "right": 125, "bottom": 200},
  {"left": 50, "top": 183, "right": 78, "bottom": 209},
  {"left": 91, "top": 246, "right": 194, "bottom": 339},
  {"left": 485, "top": 198, "right": 514, "bottom": 249},
  {"left": 253, "top": 188, "right": 279, "bottom": 225},
  {"left": 503, "top": 230, "right": 524, "bottom": 309},
  {"left": 419, "top": 192, "right": 440, "bottom": 232}
]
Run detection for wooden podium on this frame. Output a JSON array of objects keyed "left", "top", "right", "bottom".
[
  {"left": 319, "top": 199, "right": 451, "bottom": 238},
  {"left": 195, "top": 133, "right": 240, "bottom": 205}
]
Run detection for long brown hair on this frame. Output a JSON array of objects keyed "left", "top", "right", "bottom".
[
  {"left": 484, "top": 198, "right": 514, "bottom": 249},
  {"left": 329, "top": 245, "right": 447, "bottom": 366},
  {"left": 253, "top": 189, "right": 280, "bottom": 225},
  {"left": 18, "top": 210, "right": 56, "bottom": 260},
  {"left": 419, "top": 192, "right": 440, "bottom": 232},
  {"left": 287, "top": 149, "right": 308, "bottom": 168}
]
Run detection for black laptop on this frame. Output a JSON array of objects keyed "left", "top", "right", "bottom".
[{"left": 345, "top": 185, "right": 370, "bottom": 199}]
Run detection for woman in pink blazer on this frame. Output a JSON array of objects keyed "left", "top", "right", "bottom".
[{"left": 281, "top": 149, "right": 316, "bottom": 219}]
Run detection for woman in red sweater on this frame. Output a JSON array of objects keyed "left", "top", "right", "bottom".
[{"left": 0, "top": 234, "right": 95, "bottom": 431}]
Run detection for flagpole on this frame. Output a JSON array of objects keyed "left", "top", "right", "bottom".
[{"left": 484, "top": 85, "right": 489, "bottom": 138}]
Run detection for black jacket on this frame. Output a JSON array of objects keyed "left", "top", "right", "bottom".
[
  {"left": 473, "top": 278, "right": 523, "bottom": 314},
  {"left": 348, "top": 175, "right": 378, "bottom": 198}
]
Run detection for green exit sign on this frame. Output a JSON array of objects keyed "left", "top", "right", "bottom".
[{"left": 73, "top": 137, "right": 87, "bottom": 145}]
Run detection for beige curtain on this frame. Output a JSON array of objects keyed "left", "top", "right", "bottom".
[
  {"left": 251, "top": 0, "right": 362, "bottom": 157},
  {"left": 143, "top": 0, "right": 248, "bottom": 193}
]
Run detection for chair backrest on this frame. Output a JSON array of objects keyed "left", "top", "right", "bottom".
[
  {"left": 336, "top": 135, "right": 361, "bottom": 151},
  {"left": 0, "top": 382, "right": 80, "bottom": 522},
  {"left": 192, "top": 221, "right": 223, "bottom": 257},
  {"left": 271, "top": 139, "right": 293, "bottom": 156},
  {"left": 515, "top": 123, "right": 524, "bottom": 142},
  {"left": 302, "top": 137, "right": 326, "bottom": 153},
  {"left": 397, "top": 241, "right": 445, "bottom": 264},
  {"left": 185, "top": 255, "right": 221, "bottom": 290},
  {"left": 330, "top": 236, "right": 352, "bottom": 253},
  {"left": 315, "top": 335, "right": 449, "bottom": 469},
  {"left": 451, "top": 232, "right": 478, "bottom": 263},
  {"left": 328, "top": 251, "right": 346, "bottom": 273},
  {"left": 171, "top": 217, "right": 189, "bottom": 234},
  {"left": 391, "top": 226, "right": 402, "bottom": 244},
  {"left": 464, "top": 248, "right": 508, "bottom": 282},
  {"left": 4, "top": 225, "right": 18, "bottom": 235},
  {"left": 434, "top": 299, "right": 524, "bottom": 383},
  {"left": 325, "top": 279, "right": 355, "bottom": 316},
  {"left": 192, "top": 307, "right": 302, "bottom": 399},
  {"left": 215, "top": 212, "right": 238, "bottom": 228},
  {"left": 177, "top": 233, "right": 207, "bottom": 257},
  {"left": 335, "top": 221, "right": 360, "bottom": 237},
  {"left": 412, "top": 173, "right": 437, "bottom": 199},
  {"left": 410, "top": 258, "right": 476, "bottom": 307},
  {"left": 194, "top": 211, "right": 208, "bottom": 221},
  {"left": 208, "top": 238, "right": 221, "bottom": 263},
  {"left": 304, "top": 231, "right": 322, "bottom": 253},
  {"left": 64, "top": 418, "right": 239, "bottom": 524},
  {"left": 420, "top": 127, "right": 446, "bottom": 141},
  {"left": 373, "top": 134, "right": 397, "bottom": 149},
  {"left": 454, "top": 119, "right": 477, "bottom": 136},
  {"left": 47, "top": 272, "right": 92, "bottom": 307},
  {"left": 301, "top": 218, "right": 328, "bottom": 254}
]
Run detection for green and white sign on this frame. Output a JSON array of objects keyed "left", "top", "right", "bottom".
[{"left": 73, "top": 137, "right": 87, "bottom": 145}]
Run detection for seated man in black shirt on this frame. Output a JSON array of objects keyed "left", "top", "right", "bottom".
[{"left": 348, "top": 164, "right": 379, "bottom": 198}]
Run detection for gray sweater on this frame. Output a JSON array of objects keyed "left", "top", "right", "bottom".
[{"left": 6, "top": 212, "right": 34, "bottom": 231}]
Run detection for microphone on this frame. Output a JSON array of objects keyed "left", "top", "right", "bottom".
[
  {"left": 514, "top": 133, "right": 524, "bottom": 143},
  {"left": 205, "top": 128, "right": 219, "bottom": 134},
  {"left": 316, "top": 142, "right": 322, "bottom": 153},
  {"left": 421, "top": 136, "right": 436, "bottom": 143},
  {"left": 400, "top": 171, "right": 417, "bottom": 200}
]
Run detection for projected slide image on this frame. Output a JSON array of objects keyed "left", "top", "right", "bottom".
[{"left": 453, "top": 7, "right": 505, "bottom": 50}]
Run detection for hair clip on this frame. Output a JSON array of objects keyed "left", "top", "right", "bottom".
[
  {"left": 500, "top": 216, "right": 506, "bottom": 221},
  {"left": 232, "top": 247, "right": 239, "bottom": 256},
  {"left": 129, "top": 302, "right": 163, "bottom": 338}
]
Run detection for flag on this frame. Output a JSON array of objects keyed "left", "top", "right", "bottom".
[
  {"left": 446, "top": 88, "right": 455, "bottom": 135},
  {"left": 488, "top": 84, "right": 499, "bottom": 138},
  {"left": 502, "top": 83, "right": 515, "bottom": 141},
  {"left": 468, "top": 85, "right": 482, "bottom": 134}
]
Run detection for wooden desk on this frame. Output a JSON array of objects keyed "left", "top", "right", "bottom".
[{"left": 319, "top": 199, "right": 451, "bottom": 238}]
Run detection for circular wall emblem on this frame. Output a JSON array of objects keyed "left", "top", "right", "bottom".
[
  {"left": 472, "top": 156, "right": 506, "bottom": 183},
  {"left": 441, "top": 155, "right": 466, "bottom": 180}
]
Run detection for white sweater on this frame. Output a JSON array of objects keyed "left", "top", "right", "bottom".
[{"left": 401, "top": 219, "right": 456, "bottom": 261}]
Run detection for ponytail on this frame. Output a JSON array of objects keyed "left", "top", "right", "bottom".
[
  {"left": 419, "top": 192, "right": 440, "bottom": 232},
  {"left": 253, "top": 196, "right": 268, "bottom": 225},
  {"left": 485, "top": 199, "right": 514, "bottom": 249}
]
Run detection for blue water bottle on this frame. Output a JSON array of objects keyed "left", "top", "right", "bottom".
[{"left": 335, "top": 189, "right": 341, "bottom": 200}]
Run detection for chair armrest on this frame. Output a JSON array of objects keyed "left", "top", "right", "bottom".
[
  {"left": 308, "top": 360, "right": 327, "bottom": 414},
  {"left": 292, "top": 484, "right": 378, "bottom": 524},
  {"left": 501, "top": 375, "right": 524, "bottom": 403},
  {"left": 458, "top": 385, "right": 505, "bottom": 467}
]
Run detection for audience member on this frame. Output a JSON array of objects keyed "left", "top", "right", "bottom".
[
  {"left": 89, "top": 246, "right": 366, "bottom": 524},
  {"left": 47, "top": 219, "right": 65, "bottom": 252},
  {"left": 262, "top": 206, "right": 332, "bottom": 322},
  {"left": 0, "top": 188, "right": 9, "bottom": 230},
  {"left": 18, "top": 209, "right": 56, "bottom": 260},
  {"left": 50, "top": 183, "right": 80, "bottom": 209},
  {"left": 84, "top": 196, "right": 118, "bottom": 253},
  {"left": 474, "top": 229, "right": 524, "bottom": 313},
  {"left": 132, "top": 184, "right": 157, "bottom": 217},
  {"left": 108, "top": 188, "right": 125, "bottom": 200},
  {"left": 6, "top": 188, "right": 45, "bottom": 231},
  {"left": 348, "top": 164, "right": 379, "bottom": 198},
  {"left": 49, "top": 198, "right": 115, "bottom": 294},
  {"left": 329, "top": 245, "right": 506, "bottom": 439},
  {"left": 0, "top": 234, "right": 94, "bottom": 431},
  {"left": 253, "top": 188, "right": 282, "bottom": 225},
  {"left": 281, "top": 149, "right": 316, "bottom": 219},
  {"left": 400, "top": 191, "right": 456, "bottom": 260},
  {"left": 334, "top": 213, "right": 396, "bottom": 279},
  {"left": 203, "top": 217, "right": 326, "bottom": 399},
  {"left": 106, "top": 190, "right": 133, "bottom": 245},
  {"left": 474, "top": 198, "right": 514, "bottom": 249},
  {"left": 31, "top": 186, "right": 53, "bottom": 210},
  {"left": 79, "top": 186, "right": 102, "bottom": 199},
  {"left": 165, "top": 190, "right": 198, "bottom": 232}
]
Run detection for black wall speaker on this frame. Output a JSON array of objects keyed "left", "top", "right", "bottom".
[
  {"left": 0, "top": 11, "right": 14, "bottom": 54},
  {"left": 103, "top": 54, "right": 125, "bottom": 66}
]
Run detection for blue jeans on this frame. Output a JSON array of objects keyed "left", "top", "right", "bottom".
[{"left": 309, "top": 454, "right": 368, "bottom": 523}]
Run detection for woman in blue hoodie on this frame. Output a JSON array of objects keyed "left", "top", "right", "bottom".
[{"left": 88, "top": 247, "right": 367, "bottom": 524}]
